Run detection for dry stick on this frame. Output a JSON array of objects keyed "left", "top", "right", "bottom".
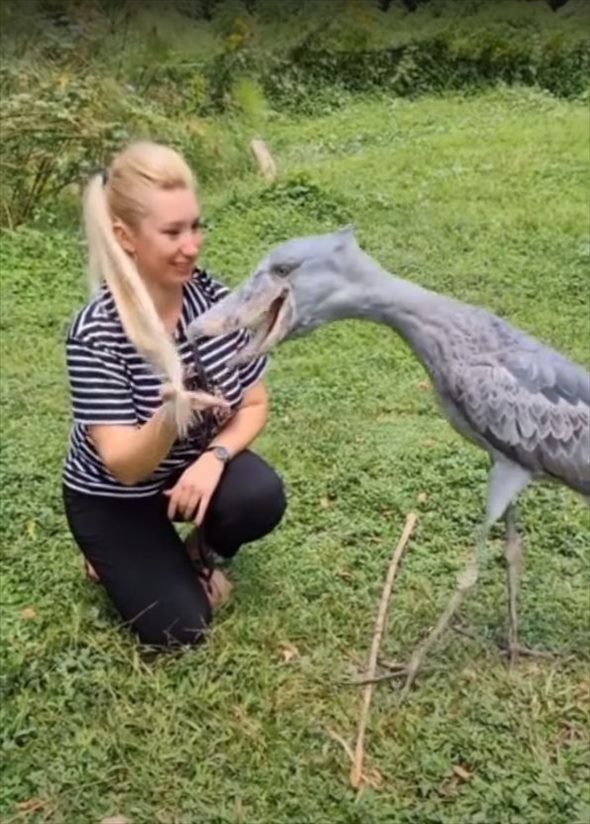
[
  {"left": 350, "top": 512, "right": 418, "bottom": 790},
  {"left": 250, "top": 138, "right": 277, "bottom": 182}
]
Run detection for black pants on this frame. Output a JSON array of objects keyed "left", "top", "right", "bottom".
[{"left": 63, "top": 451, "right": 286, "bottom": 649}]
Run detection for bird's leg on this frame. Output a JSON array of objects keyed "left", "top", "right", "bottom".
[
  {"left": 505, "top": 504, "right": 523, "bottom": 668},
  {"left": 399, "top": 525, "right": 487, "bottom": 701},
  {"left": 502, "top": 506, "right": 556, "bottom": 662},
  {"left": 394, "top": 461, "right": 532, "bottom": 698}
]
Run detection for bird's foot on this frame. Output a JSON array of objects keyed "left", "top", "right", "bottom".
[
  {"left": 451, "top": 624, "right": 556, "bottom": 665},
  {"left": 501, "top": 642, "right": 556, "bottom": 667},
  {"left": 398, "top": 652, "right": 425, "bottom": 703},
  {"left": 501, "top": 625, "right": 555, "bottom": 665},
  {"left": 355, "top": 660, "right": 426, "bottom": 702},
  {"left": 366, "top": 650, "right": 434, "bottom": 702}
]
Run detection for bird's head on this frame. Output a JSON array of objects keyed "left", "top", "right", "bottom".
[{"left": 188, "top": 226, "right": 359, "bottom": 363}]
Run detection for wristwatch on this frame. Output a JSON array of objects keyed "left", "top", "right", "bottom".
[{"left": 204, "top": 445, "right": 231, "bottom": 466}]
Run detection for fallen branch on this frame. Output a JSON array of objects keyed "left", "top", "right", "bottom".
[
  {"left": 344, "top": 664, "right": 435, "bottom": 687},
  {"left": 250, "top": 137, "right": 277, "bottom": 182},
  {"left": 325, "top": 727, "right": 355, "bottom": 763},
  {"left": 350, "top": 512, "right": 418, "bottom": 790}
]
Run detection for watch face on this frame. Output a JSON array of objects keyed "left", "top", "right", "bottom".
[{"left": 215, "top": 446, "right": 230, "bottom": 463}]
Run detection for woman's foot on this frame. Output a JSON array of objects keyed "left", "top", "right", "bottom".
[
  {"left": 202, "top": 568, "right": 233, "bottom": 610},
  {"left": 186, "top": 528, "right": 232, "bottom": 608},
  {"left": 84, "top": 550, "right": 230, "bottom": 624},
  {"left": 85, "top": 559, "right": 100, "bottom": 583}
]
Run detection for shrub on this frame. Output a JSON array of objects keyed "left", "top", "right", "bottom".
[
  {"left": 0, "top": 67, "right": 254, "bottom": 228},
  {"left": 1, "top": 0, "right": 588, "bottom": 227}
]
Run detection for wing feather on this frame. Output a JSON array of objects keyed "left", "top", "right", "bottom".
[{"left": 446, "top": 329, "right": 590, "bottom": 495}]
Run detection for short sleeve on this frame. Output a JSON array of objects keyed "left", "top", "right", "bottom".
[
  {"left": 195, "top": 269, "right": 231, "bottom": 304},
  {"left": 66, "top": 337, "right": 137, "bottom": 426},
  {"left": 239, "top": 353, "right": 268, "bottom": 390}
]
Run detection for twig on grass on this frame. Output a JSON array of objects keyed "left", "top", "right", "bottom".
[{"left": 350, "top": 512, "right": 418, "bottom": 790}]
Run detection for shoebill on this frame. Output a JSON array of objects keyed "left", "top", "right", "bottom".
[{"left": 188, "top": 228, "right": 590, "bottom": 695}]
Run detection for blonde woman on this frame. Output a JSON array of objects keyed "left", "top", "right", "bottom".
[{"left": 63, "top": 142, "right": 286, "bottom": 649}]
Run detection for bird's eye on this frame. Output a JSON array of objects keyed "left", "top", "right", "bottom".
[{"left": 274, "top": 263, "right": 293, "bottom": 277}]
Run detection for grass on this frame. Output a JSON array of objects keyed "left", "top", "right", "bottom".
[{"left": 1, "top": 86, "right": 589, "bottom": 823}]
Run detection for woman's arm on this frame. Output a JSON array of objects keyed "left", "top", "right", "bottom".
[
  {"left": 164, "top": 380, "right": 269, "bottom": 523},
  {"left": 89, "top": 381, "right": 268, "bottom": 488},
  {"left": 67, "top": 336, "right": 181, "bottom": 486},
  {"left": 88, "top": 406, "right": 180, "bottom": 486},
  {"left": 208, "top": 379, "right": 269, "bottom": 458}
]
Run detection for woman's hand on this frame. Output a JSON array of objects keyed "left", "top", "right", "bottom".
[
  {"left": 164, "top": 452, "right": 224, "bottom": 525},
  {"left": 163, "top": 380, "right": 269, "bottom": 525}
]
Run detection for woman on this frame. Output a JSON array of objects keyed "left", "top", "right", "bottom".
[{"left": 63, "top": 141, "right": 287, "bottom": 649}]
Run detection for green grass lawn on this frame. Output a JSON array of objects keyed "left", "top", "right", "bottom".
[{"left": 1, "top": 86, "right": 589, "bottom": 823}]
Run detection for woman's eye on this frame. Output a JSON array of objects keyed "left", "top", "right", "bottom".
[{"left": 163, "top": 220, "right": 203, "bottom": 237}]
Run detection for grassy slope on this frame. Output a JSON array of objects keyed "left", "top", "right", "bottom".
[{"left": 1, "top": 87, "right": 589, "bottom": 823}]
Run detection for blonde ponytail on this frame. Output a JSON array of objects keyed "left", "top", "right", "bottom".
[{"left": 82, "top": 144, "right": 203, "bottom": 438}]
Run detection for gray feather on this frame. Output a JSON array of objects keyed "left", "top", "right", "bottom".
[{"left": 424, "top": 309, "right": 590, "bottom": 496}]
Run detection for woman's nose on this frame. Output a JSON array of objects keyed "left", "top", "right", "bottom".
[{"left": 181, "top": 234, "right": 199, "bottom": 257}]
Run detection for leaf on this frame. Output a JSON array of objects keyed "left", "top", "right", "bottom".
[
  {"left": 16, "top": 798, "right": 46, "bottom": 813},
  {"left": 336, "top": 568, "right": 354, "bottom": 582},
  {"left": 417, "top": 492, "right": 428, "bottom": 504},
  {"left": 279, "top": 642, "right": 300, "bottom": 663},
  {"left": 453, "top": 764, "right": 473, "bottom": 782},
  {"left": 21, "top": 607, "right": 37, "bottom": 620},
  {"left": 438, "top": 764, "right": 473, "bottom": 797},
  {"left": 557, "top": 723, "right": 583, "bottom": 748},
  {"left": 100, "top": 817, "right": 132, "bottom": 824}
]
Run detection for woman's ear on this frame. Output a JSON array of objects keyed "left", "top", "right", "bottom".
[{"left": 113, "top": 220, "right": 135, "bottom": 255}]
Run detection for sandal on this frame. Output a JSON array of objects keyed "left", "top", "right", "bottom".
[
  {"left": 203, "top": 568, "right": 233, "bottom": 609},
  {"left": 185, "top": 528, "right": 215, "bottom": 582},
  {"left": 185, "top": 529, "right": 232, "bottom": 609}
]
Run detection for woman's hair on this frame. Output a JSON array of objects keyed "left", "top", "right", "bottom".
[{"left": 82, "top": 141, "right": 199, "bottom": 437}]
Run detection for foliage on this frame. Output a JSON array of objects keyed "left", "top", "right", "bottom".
[
  {"left": 1, "top": 88, "right": 589, "bottom": 823},
  {"left": 256, "top": 0, "right": 590, "bottom": 110},
  {"left": 0, "top": 66, "right": 256, "bottom": 228},
  {"left": 0, "top": 0, "right": 589, "bottom": 227},
  {"left": 147, "top": 1, "right": 590, "bottom": 113}
]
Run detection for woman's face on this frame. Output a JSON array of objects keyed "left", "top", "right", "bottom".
[{"left": 121, "top": 187, "right": 204, "bottom": 289}]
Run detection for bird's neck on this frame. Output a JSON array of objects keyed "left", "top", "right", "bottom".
[{"left": 333, "top": 247, "right": 450, "bottom": 363}]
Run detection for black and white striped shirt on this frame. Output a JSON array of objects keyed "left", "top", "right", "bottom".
[{"left": 63, "top": 269, "right": 267, "bottom": 498}]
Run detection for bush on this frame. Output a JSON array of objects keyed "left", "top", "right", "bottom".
[
  {"left": 257, "top": 1, "right": 590, "bottom": 109},
  {"left": 111, "top": 1, "right": 590, "bottom": 114},
  {"left": 0, "top": 67, "right": 255, "bottom": 228},
  {"left": 0, "top": 0, "right": 588, "bottom": 227}
]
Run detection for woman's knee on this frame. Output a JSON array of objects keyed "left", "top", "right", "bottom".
[
  {"left": 239, "top": 463, "right": 287, "bottom": 529},
  {"left": 205, "top": 453, "right": 287, "bottom": 554},
  {"left": 130, "top": 599, "right": 212, "bottom": 650}
]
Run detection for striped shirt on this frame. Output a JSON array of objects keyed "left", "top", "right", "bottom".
[{"left": 63, "top": 269, "right": 268, "bottom": 498}]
